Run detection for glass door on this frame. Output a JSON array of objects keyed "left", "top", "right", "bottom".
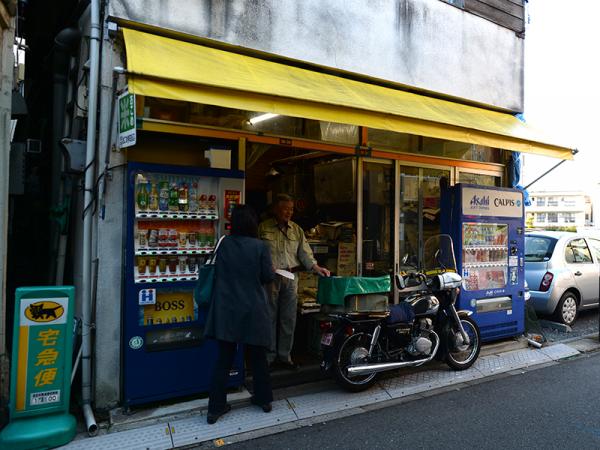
[
  {"left": 359, "top": 159, "right": 395, "bottom": 277},
  {"left": 399, "top": 166, "right": 451, "bottom": 269}
]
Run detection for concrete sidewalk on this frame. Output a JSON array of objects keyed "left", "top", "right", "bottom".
[{"left": 59, "top": 335, "right": 599, "bottom": 450}]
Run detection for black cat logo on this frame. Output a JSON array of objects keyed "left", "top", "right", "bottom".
[{"left": 25, "top": 301, "right": 64, "bottom": 323}]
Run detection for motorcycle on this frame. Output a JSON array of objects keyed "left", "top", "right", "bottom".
[{"left": 319, "top": 234, "right": 481, "bottom": 392}]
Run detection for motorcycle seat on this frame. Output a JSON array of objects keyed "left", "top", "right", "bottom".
[{"left": 386, "top": 302, "right": 415, "bottom": 324}]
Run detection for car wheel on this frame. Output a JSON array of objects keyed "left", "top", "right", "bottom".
[{"left": 554, "top": 292, "right": 578, "bottom": 326}]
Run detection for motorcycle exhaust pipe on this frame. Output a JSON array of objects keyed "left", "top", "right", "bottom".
[
  {"left": 347, "top": 332, "right": 440, "bottom": 377},
  {"left": 347, "top": 358, "right": 430, "bottom": 376}
]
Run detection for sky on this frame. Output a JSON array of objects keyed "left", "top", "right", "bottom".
[{"left": 521, "top": 0, "right": 600, "bottom": 194}]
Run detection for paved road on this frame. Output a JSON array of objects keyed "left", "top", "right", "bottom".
[{"left": 224, "top": 352, "right": 600, "bottom": 450}]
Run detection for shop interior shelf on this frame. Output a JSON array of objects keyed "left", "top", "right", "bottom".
[
  {"left": 135, "top": 248, "right": 214, "bottom": 256},
  {"left": 136, "top": 211, "right": 218, "bottom": 220},
  {"left": 134, "top": 274, "right": 199, "bottom": 284},
  {"left": 463, "top": 261, "right": 509, "bottom": 268}
]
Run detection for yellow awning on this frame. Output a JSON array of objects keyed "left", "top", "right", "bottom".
[{"left": 123, "top": 28, "right": 573, "bottom": 160}]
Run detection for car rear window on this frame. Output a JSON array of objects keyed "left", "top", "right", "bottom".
[{"left": 525, "top": 236, "right": 557, "bottom": 262}]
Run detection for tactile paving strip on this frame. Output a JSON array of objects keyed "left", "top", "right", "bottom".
[
  {"left": 378, "top": 365, "right": 482, "bottom": 398},
  {"left": 540, "top": 342, "right": 580, "bottom": 360},
  {"left": 169, "top": 400, "right": 297, "bottom": 448},
  {"left": 474, "top": 348, "right": 553, "bottom": 376},
  {"left": 287, "top": 385, "right": 391, "bottom": 419},
  {"left": 59, "top": 422, "right": 173, "bottom": 450}
]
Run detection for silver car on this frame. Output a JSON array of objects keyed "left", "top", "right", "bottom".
[{"left": 525, "top": 231, "right": 600, "bottom": 326}]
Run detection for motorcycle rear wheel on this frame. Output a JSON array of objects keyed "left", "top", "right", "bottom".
[
  {"left": 332, "top": 333, "right": 379, "bottom": 392},
  {"left": 445, "top": 317, "right": 481, "bottom": 370}
]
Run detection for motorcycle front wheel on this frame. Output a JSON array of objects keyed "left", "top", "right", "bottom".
[
  {"left": 445, "top": 317, "right": 481, "bottom": 370},
  {"left": 332, "top": 332, "right": 379, "bottom": 392}
]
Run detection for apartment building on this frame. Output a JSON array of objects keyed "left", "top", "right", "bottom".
[{"left": 527, "top": 191, "right": 593, "bottom": 229}]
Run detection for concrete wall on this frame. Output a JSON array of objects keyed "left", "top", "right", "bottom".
[
  {"left": 92, "top": 33, "right": 128, "bottom": 410},
  {"left": 108, "top": 0, "right": 524, "bottom": 111}
]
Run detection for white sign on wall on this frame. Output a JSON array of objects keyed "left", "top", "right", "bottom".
[
  {"left": 118, "top": 90, "right": 136, "bottom": 149},
  {"left": 462, "top": 187, "right": 523, "bottom": 218}
]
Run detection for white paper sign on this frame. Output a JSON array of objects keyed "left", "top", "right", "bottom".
[{"left": 462, "top": 187, "right": 523, "bottom": 218}]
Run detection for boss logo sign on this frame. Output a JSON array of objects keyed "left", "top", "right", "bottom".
[
  {"left": 154, "top": 300, "right": 186, "bottom": 311},
  {"left": 24, "top": 301, "right": 65, "bottom": 323}
]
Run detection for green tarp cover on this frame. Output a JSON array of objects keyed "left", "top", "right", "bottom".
[{"left": 317, "top": 276, "right": 391, "bottom": 305}]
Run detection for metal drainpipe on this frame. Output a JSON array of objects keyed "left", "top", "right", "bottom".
[{"left": 82, "top": 0, "right": 100, "bottom": 436}]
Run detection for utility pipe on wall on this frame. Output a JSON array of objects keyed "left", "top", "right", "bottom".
[{"left": 81, "top": 0, "right": 100, "bottom": 436}]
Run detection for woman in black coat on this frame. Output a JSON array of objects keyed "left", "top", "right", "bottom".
[{"left": 204, "top": 204, "right": 275, "bottom": 424}]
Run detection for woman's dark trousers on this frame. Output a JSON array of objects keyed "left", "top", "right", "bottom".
[{"left": 208, "top": 340, "right": 273, "bottom": 414}]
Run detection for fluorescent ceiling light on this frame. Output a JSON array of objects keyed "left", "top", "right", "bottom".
[{"left": 248, "top": 113, "right": 279, "bottom": 126}]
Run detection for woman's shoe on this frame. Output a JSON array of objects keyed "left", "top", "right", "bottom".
[
  {"left": 206, "top": 404, "right": 231, "bottom": 424},
  {"left": 251, "top": 397, "right": 272, "bottom": 413}
]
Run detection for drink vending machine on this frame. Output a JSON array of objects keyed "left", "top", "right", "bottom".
[
  {"left": 124, "top": 162, "right": 244, "bottom": 406},
  {"left": 441, "top": 184, "right": 525, "bottom": 342}
]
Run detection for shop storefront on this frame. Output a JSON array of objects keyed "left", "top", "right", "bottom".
[{"left": 115, "top": 27, "right": 573, "bottom": 405}]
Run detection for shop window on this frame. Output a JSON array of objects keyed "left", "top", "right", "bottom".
[
  {"left": 141, "top": 97, "right": 359, "bottom": 146},
  {"left": 399, "top": 166, "right": 449, "bottom": 267},
  {"left": 458, "top": 171, "right": 501, "bottom": 186},
  {"left": 536, "top": 213, "right": 546, "bottom": 223},
  {"left": 361, "top": 161, "right": 394, "bottom": 277},
  {"left": 547, "top": 212, "right": 558, "bottom": 223},
  {"left": 367, "top": 129, "right": 502, "bottom": 163}
]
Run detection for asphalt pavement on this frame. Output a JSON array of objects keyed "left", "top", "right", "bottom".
[{"left": 223, "top": 351, "right": 600, "bottom": 450}]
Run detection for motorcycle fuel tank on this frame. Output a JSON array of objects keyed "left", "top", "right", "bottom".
[{"left": 405, "top": 294, "right": 439, "bottom": 316}]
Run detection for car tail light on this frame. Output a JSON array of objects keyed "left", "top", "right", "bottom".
[
  {"left": 319, "top": 321, "right": 333, "bottom": 332},
  {"left": 539, "top": 272, "right": 554, "bottom": 292},
  {"left": 344, "top": 325, "right": 354, "bottom": 336}
]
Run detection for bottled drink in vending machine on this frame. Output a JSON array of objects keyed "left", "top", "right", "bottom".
[
  {"left": 199, "top": 194, "right": 208, "bottom": 213},
  {"left": 158, "top": 181, "right": 169, "bottom": 211},
  {"left": 136, "top": 181, "right": 149, "bottom": 210},
  {"left": 189, "top": 182, "right": 199, "bottom": 212},
  {"left": 207, "top": 222, "right": 215, "bottom": 247},
  {"left": 208, "top": 194, "right": 217, "bottom": 213},
  {"left": 148, "top": 182, "right": 159, "bottom": 210},
  {"left": 169, "top": 183, "right": 179, "bottom": 211},
  {"left": 178, "top": 183, "right": 189, "bottom": 212}
]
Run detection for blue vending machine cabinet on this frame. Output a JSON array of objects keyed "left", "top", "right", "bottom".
[
  {"left": 442, "top": 184, "right": 526, "bottom": 342},
  {"left": 124, "top": 162, "right": 245, "bottom": 406}
]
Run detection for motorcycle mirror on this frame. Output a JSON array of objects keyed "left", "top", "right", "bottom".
[{"left": 395, "top": 274, "right": 406, "bottom": 290}]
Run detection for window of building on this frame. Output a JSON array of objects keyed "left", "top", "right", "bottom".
[
  {"left": 536, "top": 197, "right": 545, "bottom": 207},
  {"left": 561, "top": 213, "right": 575, "bottom": 223},
  {"left": 547, "top": 197, "right": 559, "bottom": 207},
  {"left": 536, "top": 213, "right": 546, "bottom": 223},
  {"left": 547, "top": 212, "right": 558, "bottom": 223}
]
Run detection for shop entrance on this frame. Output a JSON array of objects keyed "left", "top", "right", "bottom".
[{"left": 244, "top": 146, "right": 453, "bottom": 378}]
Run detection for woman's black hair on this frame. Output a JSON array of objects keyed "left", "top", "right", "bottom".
[{"left": 230, "top": 204, "right": 259, "bottom": 238}]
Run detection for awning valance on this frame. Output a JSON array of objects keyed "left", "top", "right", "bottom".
[{"left": 122, "top": 28, "right": 574, "bottom": 160}]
